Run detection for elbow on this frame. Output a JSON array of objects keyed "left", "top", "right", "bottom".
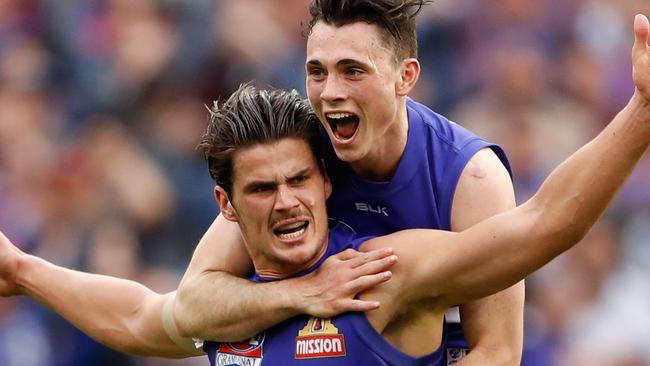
[
  {"left": 173, "top": 287, "right": 197, "bottom": 338},
  {"left": 490, "top": 345, "right": 523, "bottom": 366},
  {"left": 174, "top": 270, "right": 232, "bottom": 338},
  {"left": 470, "top": 341, "right": 522, "bottom": 366}
]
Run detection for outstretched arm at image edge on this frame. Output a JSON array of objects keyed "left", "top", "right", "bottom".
[
  {"left": 2, "top": 239, "right": 201, "bottom": 358},
  {"left": 373, "top": 13, "right": 650, "bottom": 315},
  {"left": 174, "top": 214, "right": 397, "bottom": 342}
]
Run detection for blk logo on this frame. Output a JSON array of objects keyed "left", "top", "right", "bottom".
[{"left": 355, "top": 203, "right": 388, "bottom": 216}]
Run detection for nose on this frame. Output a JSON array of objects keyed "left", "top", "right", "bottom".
[
  {"left": 275, "top": 184, "right": 300, "bottom": 211},
  {"left": 320, "top": 75, "right": 346, "bottom": 104}
]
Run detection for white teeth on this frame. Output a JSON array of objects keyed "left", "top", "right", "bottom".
[
  {"left": 278, "top": 226, "right": 306, "bottom": 240},
  {"left": 327, "top": 112, "right": 353, "bottom": 119},
  {"left": 280, "top": 222, "right": 305, "bottom": 231}
]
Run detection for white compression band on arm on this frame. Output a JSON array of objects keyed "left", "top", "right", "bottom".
[{"left": 162, "top": 291, "right": 205, "bottom": 354}]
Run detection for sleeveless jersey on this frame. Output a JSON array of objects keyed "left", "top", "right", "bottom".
[
  {"left": 203, "top": 224, "right": 446, "bottom": 366},
  {"left": 324, "top": 99, "right": 512, "bottom": 363}
]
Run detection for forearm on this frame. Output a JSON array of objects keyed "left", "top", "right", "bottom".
[
  {"left": 175, "top": 245, "right": 397, "bottom": 341},
  {"left": 175, "top": 270, "right": 301, "bottom": 342},
  {"left": 451, "top": 95, "right": 649, "bottom": 357},
  {"left": 16, "top": 254, "right": 190, "bottom": 357},
  {"left": 448, "top": 95, "right": 650, "bottom": 302},
  {"left": 530, "top": 94, "right": 650, "bottom": 243}
]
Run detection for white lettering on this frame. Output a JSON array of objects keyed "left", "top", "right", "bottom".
[
  {"left": 215, "top": 353, "right": 261, "bottom": 366},
  {"left": 323, "top": 339, "right": 331, "bottom": 352},
  {"left": 296, "top": 337, "right": 344, "bottom": 356},
  {"left": 355, "top": 203, "right": 388, "bottom": 216},
  {"left": 312, "top": 338, "right": 319, "bottom": 353},
  {"left": 333, "top": 338, "right": 341, "bottom": 352}
]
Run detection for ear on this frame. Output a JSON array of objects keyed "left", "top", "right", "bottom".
[
  {"left": 215, "top": 186, "right": 238, "bottom": 222},
  {"left": 320, "top": 159, "right": 333, "bottom": 200},
  {"left": 396, "top": 58, "right": 420, "bottom": 96}
]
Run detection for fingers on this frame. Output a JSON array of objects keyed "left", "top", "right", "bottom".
[
  {"left": 303, "top": 247, "right": 397, "bottom": 317},
  {"left": 334, "top": 248, "right": 362, "bottom": 261},
  {"left": 633, "top": 14, "right": 649, "bottom": 56},
  {"left": 346, "top": 247, "right": 395, "bottom": 268},
  {"left": 340, "top": 299, "right": 381, "bottom": 312},
  {"left": 347, "top": 270, "right": 393, "bottom": 294},
  {"left": 353, "top": 253, "right": 398, "bottom": 278}
]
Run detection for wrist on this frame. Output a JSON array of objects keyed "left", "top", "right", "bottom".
[
  {"left": 622, "top": 92, "right": 650, "bottom": 141},
  {"left": 14, "top": 252, "right": 38, "bottom": 296},
  {"left": 629, "top": 91, "right": 650, "bottom": 117},
  {"left": 273, "top": 276, "right": 309, "bottom": 316}
]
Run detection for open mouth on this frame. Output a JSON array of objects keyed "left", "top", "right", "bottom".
[
  {"left": 326, "top": 112, "right": 359, "bottom": 141},
  {"left": 273, "top": 221, "right": 309, "bottom": 240}
]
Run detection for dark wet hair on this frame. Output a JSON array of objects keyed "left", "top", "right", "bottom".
[
  {"left": 200, "top": 84, "right": 322, "bottom": 197},
  {"left": 308, "top": 0, "right": 431, "bottom": 62}
]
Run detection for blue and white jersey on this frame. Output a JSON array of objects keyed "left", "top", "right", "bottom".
[
  {"left": 324, "top": 99, "right": 512, "bottom": 363},
  {"left": 204, "top": 224, "right": 446, "bottom": 366}
]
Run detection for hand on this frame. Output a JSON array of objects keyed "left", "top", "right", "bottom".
[
  {"left": 293, "top": 247, "right": 397, "bottom": 318},
  {"left": 633, "top": 14, "right": 650, "bottom": 102},
  {"left": 0, "top": 231, "right": 25, "bottom": 297}
]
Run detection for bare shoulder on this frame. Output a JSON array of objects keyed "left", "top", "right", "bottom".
[{"left": 451, "top": 148, "right": 515, "bottom": 231}]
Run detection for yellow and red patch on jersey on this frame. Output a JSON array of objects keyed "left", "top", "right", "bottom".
[{"left": 295, "top": 317, "right": 346, "bottom": 359}]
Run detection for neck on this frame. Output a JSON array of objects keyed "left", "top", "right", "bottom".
[
  {"left": 350, "top": 104, "right": 409, "bottom": 181},
  {"left": 252, "top": 233, "right": 330, "bottom": 280}
]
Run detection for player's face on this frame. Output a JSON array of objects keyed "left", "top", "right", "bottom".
[
  {"left": 223, "top": 138, "right": 332, "bottom": 278},
  {"left": 306, "top": 21, "right": 405, "bottom": 170}
]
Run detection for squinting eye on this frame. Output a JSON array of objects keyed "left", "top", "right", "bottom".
[
  {"left": 290, "top": 175, "right": 308, "bottom": 184},
  {"left": 252, "top": 184, "right": 274, "bottom": 193}
]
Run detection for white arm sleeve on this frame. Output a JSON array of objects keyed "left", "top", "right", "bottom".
[{"left": 162, "top": 292, "right": 205, "bottom": 354}]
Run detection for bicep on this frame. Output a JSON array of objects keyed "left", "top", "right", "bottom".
[
  {"left": 180, "top": 214, "right": 252, "bottom": 283},
  {"left": 449, "top": 149, "right": 526, "bottom": 331}
]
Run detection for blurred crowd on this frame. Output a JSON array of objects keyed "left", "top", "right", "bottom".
[{"left": 0, "top": 0, "right": 648, "bottom": 365}]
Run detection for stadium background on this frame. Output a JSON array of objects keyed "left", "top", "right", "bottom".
[{"left": 0, "top": 0, "right": 649, "bottom": 365}]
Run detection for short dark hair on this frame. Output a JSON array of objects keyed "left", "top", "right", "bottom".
[
  {"left": 307, "top": 0, "right": 431, "bottom": 62},
  {"left": 200, "top": 84, "right": 322, "bottom": 197}
]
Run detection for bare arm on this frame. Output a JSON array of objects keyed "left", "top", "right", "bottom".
[
  {"left": 174, "top": 214, "right": 397, "bottom": 341},
  {"left": 446, "top": 14, "right": 650, "bottom": 365},
  {"left": 0, "top": 231, "right": 200, "bottom": 358},
  {"left": 417, "top": 93, "right": 648, "bottom": 303},
  {"left": 451, "top": 148, "right": 524, "bottom": 366},
  {"left": 366, "top": 11, "right": 650, "bottom": 339}
]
